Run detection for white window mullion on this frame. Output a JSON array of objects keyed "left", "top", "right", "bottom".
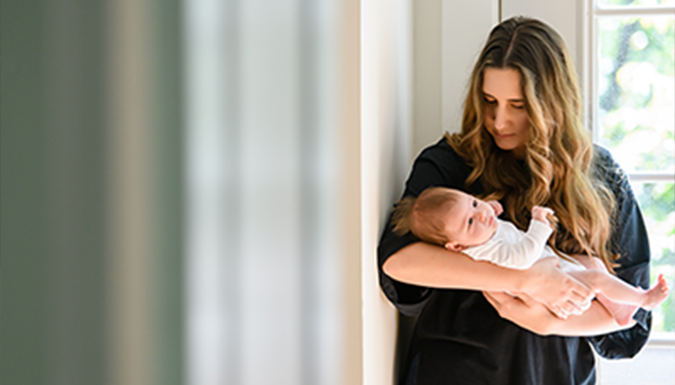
[
  {"left": 627, "top": 173, "right": 675, "bottom": 183},
  {"left": 595, "top": 5, "right": 675, "bottom": 17}
]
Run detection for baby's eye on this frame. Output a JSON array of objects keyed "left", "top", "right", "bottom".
[
  {"left": 468, "top": 218, "right": 473, "bottom": 226},
  {"left": 472, "top": 200, "right": 478, "bottom": 207}
]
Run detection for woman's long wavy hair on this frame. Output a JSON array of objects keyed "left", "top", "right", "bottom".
[{"left": 447, "top": 16, "right": 618, "bottom": 271}]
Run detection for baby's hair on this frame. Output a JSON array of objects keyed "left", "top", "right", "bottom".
[
  {"left": 392, "top": 187, "right": 460, "bottom": 246},
  {"left": 391, "top": 196, "right": 417, "bottom": 236}
]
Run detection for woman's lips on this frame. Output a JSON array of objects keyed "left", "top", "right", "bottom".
[{"left": 494, "top": 133, "right": 514, "bottom": 138}]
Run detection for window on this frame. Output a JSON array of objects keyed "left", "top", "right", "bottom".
[{"left": 586, "top": 0, "right": 675, "bottom": 382}]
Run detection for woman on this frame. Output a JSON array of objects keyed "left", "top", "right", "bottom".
[{"left": 378, "top": 16, "right": 652, "bottom": 385}]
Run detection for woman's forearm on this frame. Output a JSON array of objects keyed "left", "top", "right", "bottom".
[
  {"left": 484, "top": 291, "right": 633, "bottom": 336},
  {"left": 382, "top": 242, "right": 527, "bottom": 292},
  {"left": 384, "top": 242, "right": 595, "bottom": 316},
  {"left": 546, "top": 302, "right": 634, "bottom": 336}
]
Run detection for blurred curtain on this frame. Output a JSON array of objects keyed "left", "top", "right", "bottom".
[
  {"left": 2, "top": 0, "right": 356, "bottom": 384},
  {"left": 2, "top": 0, "right": 184, "bottom": 384},
  {"left": 183, "top": 0, "right": 345, "bottom": 384}
]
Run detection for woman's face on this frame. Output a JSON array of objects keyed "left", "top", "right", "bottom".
[{"left": 482, "top": 67, "right": 530, "bottom": 158}]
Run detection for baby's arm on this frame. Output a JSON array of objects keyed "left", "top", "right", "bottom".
[
  {"left": 532, "top": 206, "right": 555, "bottom": 226},
  {"left": 481, "top": 219, "right": 553, "bottom": 269}
]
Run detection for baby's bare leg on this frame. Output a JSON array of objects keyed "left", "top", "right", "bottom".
[
  {"left": 567, "top": 257, "right": 670, "bottom": 326},
  {"left": 567, "top": 269, "right": 640, "bottom": 326}
]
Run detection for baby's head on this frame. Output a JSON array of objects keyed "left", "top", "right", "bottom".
[{"left": 392, "top": 187, "right": 499, "bottom": 251}]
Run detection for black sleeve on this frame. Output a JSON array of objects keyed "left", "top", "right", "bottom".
[
  {"left": 377, "top": 139, "right": 474, "bottom": 316},
  {"left": 586, "top": 146, "right": 652, "bottom": 358}
]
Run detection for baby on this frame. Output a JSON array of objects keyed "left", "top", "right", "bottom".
[{"left": 392, "top": 186, "right": 670, "bottom": 326}]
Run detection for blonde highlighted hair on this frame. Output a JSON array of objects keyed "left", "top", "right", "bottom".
[{"left": 447, "top": 16, "right": 618, "bottom": 271}]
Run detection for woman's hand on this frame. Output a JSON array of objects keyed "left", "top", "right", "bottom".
[
  {"left": 517, "top": 257, "right": 594, "bottom": 318},
  {"left": 484, "top": 291, "right": 555, "bottom": 334}
]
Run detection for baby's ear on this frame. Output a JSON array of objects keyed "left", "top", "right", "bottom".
[{"left": 444, "top": 241, "right": 465, "bottom": 252}]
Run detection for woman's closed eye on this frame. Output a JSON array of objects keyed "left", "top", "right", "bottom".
[{"left": 484, "top": 96, "right": 524, "bottom": 110}]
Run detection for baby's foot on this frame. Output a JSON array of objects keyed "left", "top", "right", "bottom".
[{"left": 643, "top": 274, "right": 670, "bottom": 310}]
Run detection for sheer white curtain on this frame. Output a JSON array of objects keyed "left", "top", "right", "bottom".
[{"left": 184, "top": 1, "right": 346, "bottom": 384}]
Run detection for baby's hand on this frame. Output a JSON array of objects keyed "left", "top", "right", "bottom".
[
  {"left": 487, "top": 200, "right": 503, "bottom": 216},
  {"left": 532, "top": 206, "right": 555, "bottom": 225}
]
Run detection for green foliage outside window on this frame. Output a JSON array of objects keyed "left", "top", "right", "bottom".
[{"left": 597, "top": 13, "right": 674, "bottom": 333}]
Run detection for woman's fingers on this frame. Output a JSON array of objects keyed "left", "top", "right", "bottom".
[
  {"left": 488, "top": 291, "right": 567, "bottom": 319},
  {"left": 523, "top": 257, "right": 594, "bottom": 314},
  {"left": 556, "top": 300, "right": 587, "bottom": 318},
  {"left": 483, "top": 291, "right": 555, "bottom": 335},
  {"left": 551, "top": 305, "right": 568, "bottom": 319},
  {"left": 570, "top": 279, "right": 595, "bottom": 303},
  {"left": 569, "top": 291, "right": 593, "bottom": 311},
  {"left": 552, "top": 287, "right": 592, "bottom": 317},
  {"left": 570, "top": 289, "right": 594, "bottom": 307},
  {"left": 553, "top": 277, "right": 596, "bottom": 317}
]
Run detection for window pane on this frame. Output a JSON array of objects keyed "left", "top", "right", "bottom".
[
  {"left": 632, "top": 181, "right": 675, "bottom": 334},
  {"left": 596, "top": 16, "right": 674, "bottom": 173},
  {"left": 598, "top": 0, "right": 675, "bottom": 7}
]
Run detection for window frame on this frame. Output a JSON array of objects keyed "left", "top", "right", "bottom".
[{"left": 582, "top": 0, "right": 675, "bottom": 342}]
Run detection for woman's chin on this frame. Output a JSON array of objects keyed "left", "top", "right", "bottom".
[{"left": 496, "top": 144, "right": 526, "bottom": 158}]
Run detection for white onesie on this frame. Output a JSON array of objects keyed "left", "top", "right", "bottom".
[{"left": 462, "top": 218, "right": 585, "bottom": 272}]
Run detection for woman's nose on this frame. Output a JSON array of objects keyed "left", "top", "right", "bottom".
[{"left": 494, "top": 107, "right": 507, "bottom": 130}]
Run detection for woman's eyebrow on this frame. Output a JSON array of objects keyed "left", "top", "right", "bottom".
[{"left": 482, "top": 92, "right": 524, "bottom": 103}]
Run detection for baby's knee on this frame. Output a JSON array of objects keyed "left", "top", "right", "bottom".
[
  {"left": 572, "top": 269, "right": 605, "bottom": 290},
  {"left": 590, "top": 257, "right": 608, "bottom": 272},
  {"left": 571, "top": 255, "right": 607, "bottom": 272},
  {"left": 583, "top": 269, "right": 606, "bottom": 289}
]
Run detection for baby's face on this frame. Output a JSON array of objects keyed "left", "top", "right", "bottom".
[{"left": 443, "top": 192, "right": 499, "bottom": 249}]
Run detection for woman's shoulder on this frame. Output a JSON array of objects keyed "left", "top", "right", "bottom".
[
  {"left": 414, "top": 136, "right": 473, "bottom": 172},
  {"left": 592, "top": 144, "right": 630, "bottom": 190},
  {"left": 417, "top": 135, "right": 462, "bottom": 159},
  {"left": 406, "top": 136, "right": 473, "bottom": 195},
  {"left": 592, "top": 144, "right": 616, "bottom": 166}
]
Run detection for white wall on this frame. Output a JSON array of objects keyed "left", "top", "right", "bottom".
[
  {"left": 412, "top": 0, "right": 442, "bottom": 155},
  {"left": 442, "top": 0, "right": 500, "bottom": 135},
  {"left": 361, "top": 1, "right": 413, "bottom": 384},
  {"left": 413, "top": 0, "right": 500, "bottom": 158},
  {"left": 501, "top": 0, "right": 582, "bottom": 75}
]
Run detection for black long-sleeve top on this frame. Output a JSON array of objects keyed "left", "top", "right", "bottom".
[{"left": 377, "top": 138, "right": 652, "bottom": 385}]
